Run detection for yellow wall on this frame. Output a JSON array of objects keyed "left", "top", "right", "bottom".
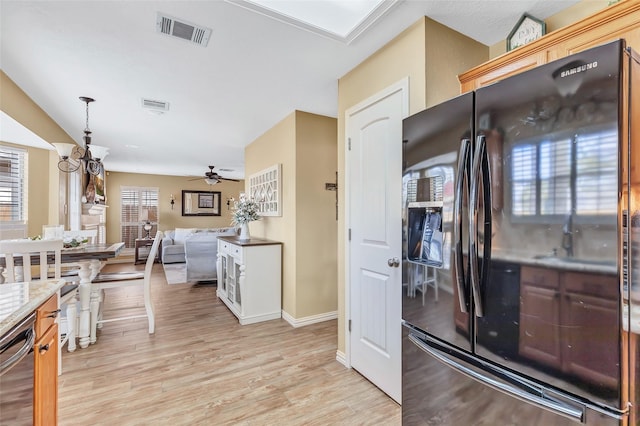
[
  {"left": 295, "top": 112, "right": 338, "bottom": 317},
  {"left": 337, "top": 20, "right": 426, "bottom": 355},
  {"left": 245, "top": 113, "right": 296, "bottom": 314},
  {"left": 488, "top": 0, "right": 610, "bottom": 58},
  {"left": 0, "top": 71, "right": 76, "bottom": 235},
  {"left": 425, "top": 18, "right": 488, "bottom": 107},
  {"left": 104, "top": 171, "right": 245, "bottom": 244},
  {"left": 336, "top": 18, "right": 487, "bottom": 354},
  {"left": 0, "top": 71, "right": 75, "bottom": 144},
  {"left": 0, "top": 142, "right": 52, "bottom": 237},
  {"left": 245, "top": 111, "right": 337, "bottom": 320}
]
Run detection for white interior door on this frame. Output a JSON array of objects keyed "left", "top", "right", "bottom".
[{"left": 347, "top": 79, "right": 407, "bottom": 403}]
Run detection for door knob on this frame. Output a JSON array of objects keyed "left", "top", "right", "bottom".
[{"left": 388, "top": 258, "right": 400, "bottom": 267}]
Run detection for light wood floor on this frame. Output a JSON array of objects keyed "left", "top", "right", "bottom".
[{"left": 58, "top": 263, "right": 400, "bottom": 425}]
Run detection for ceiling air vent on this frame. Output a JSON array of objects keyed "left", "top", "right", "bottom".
[
  {"left": 141, "top": 98, "right": 170, "bottom": 114},
  {"left": 156, "top": 13, "right": 211, "bottom": 47}
]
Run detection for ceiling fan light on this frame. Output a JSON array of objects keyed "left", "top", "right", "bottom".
[{"left": 205, "top": 177, "right": 219, "bottom": 185}]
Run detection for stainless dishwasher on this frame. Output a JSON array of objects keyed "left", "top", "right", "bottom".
[{"left": 0, "top": 312, "right": 36, "bottom": 426}]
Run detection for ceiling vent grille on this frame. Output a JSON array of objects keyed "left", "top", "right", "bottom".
[
  {"left": 141, "top": 98, "right": 170, "bottom": 113},
  {"left": 156, "top": 13, "right": 211, "bottom": 47}
]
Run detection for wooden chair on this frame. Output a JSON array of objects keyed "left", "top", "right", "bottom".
[
  {"left": 90, "top": 231, "right": 163, "bottom": 337},
  {"left": 0, "top": 238, "right": 76, "bottom": 374},
  {"left": 0, "top": 239, "right": 62, "bottom": 283}
]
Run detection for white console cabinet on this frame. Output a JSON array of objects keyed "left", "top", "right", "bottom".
[{"left": 216, "top": 236, "right": 282, "bottom": 325}]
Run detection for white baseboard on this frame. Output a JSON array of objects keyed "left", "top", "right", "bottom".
[
  {"left": 281, "top": 310, "right": 337, "bottom": 328},
  {"left": 335, "top": 350, "right": 347, "bottom": 367}
]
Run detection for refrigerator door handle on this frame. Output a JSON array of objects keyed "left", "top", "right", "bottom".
[
  {"left": 454, "top": 138, "right": 471, "bottom": 312},
  {"left": 469, "top": 135, "right": 485, "bottom": 317},
  {"left": 408, "top": 332, "right": 586, "bottom": 423}
]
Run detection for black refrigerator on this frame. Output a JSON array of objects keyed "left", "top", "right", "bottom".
[{"left": 401, "top": 39, "right": 640, "bottom": 425}]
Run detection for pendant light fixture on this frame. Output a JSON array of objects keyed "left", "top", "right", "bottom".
[{"left": 53, "top": 96, "right": 109, "bottom": 175}]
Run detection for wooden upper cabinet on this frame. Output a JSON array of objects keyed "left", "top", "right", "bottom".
[
  {"left": 459, "top": 0, "right": 640, "bottom": 92},
  {"left": 460, "top": 52, "right": 546, "bottom": 93}
]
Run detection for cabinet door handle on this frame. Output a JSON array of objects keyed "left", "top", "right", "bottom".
[
  {"left": 39, "top": 343, "right": 50, "bottom": 354},
  {"left": 46, "top": 309, "right": 61, "bottom": 319}
]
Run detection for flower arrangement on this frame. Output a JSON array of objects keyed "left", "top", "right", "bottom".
[{"left": 230, "top": 193, "right": 261, "bottom": 225}]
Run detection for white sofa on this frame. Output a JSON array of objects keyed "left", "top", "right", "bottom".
[
  {"left": 161, "top": 227, "right": 236, "bottom": 264},
  {"left": 184, "top": 228, "right": 237, "bottom": 282}
]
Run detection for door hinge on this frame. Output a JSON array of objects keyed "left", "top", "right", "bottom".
[
  {"left": 348, "top": 228, "right": 351, "bottom": 241},
  {"left": 348, "top": 319, "right": 351, "bottom": 332},
  {"left": 348, "top": 137, "right": 351, "bottom": 151}
]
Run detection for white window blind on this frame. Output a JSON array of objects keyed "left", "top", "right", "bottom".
[
  {"left": 0, "top": 146, "right": 27, "bottom": 224},
  {"left": 511, "top": 127, "right": 617, "bottom": 219},
  {"left": 576, "top": 129, "right": 617, "bottom": 215},
  {"left": 120, "top": 186, "right": 159, "bottom": 248}
]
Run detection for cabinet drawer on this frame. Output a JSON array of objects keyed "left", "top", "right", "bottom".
[
  {"left": 219, "top": 241, "right": 230, "bottom": 254},
  {"left": 563, "top": 272, "right": 618, "bottom": 299},
  {"left": 219, "top": 241, "right": 243, "bottom": 261},
  {"left": 35, "top": 295, "right": 59, "bottom": 339},
  {"left": 230, "top": 244, "right": 242, "bottom": 261},
  {"left": 521, "top": 266, "right": 559, "bottom": 289}
]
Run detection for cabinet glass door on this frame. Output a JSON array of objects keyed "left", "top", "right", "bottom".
[
  {"left": 220, "top": 255, "right": 227, "bottom": 292},
  {"left": 235, "top": 263, "right": 242, "bottom": 305}
]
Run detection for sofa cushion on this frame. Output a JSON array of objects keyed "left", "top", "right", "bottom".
[{"left": 174, "top": 228, "right": 196, "bottom": 244}]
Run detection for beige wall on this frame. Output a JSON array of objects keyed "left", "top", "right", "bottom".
[
  {"left": 294, "top": 112, "right": 338, "bottom": 317},
  {"left": 1, "top": 71, "right": 75, "bottom": 145},
  {"left": 336, "top": 18, "right": 487, "bottom": 354},
  {"left": 337, "top": 18, "right": 427, "bottom": 355},
  {"left": 245, "top": 113, "right": 296, "bottom": 314},
  {"left": 245, "top": 111, "right": 337, "bottom": 320},
  {"left": 488, "top": 0, "right": 610, "bottom": 58},
  {"left": 104, "top": 171, "right": 245, "bottom": 244},
  {"left": 425, "top": 18, "right": 488, "bottom": 108},
  {"left": 0, "top": 71, "right": 76, "bottom": 235},
  {"left": 0, "top": 142, "right": 52, "bottom": 237}
]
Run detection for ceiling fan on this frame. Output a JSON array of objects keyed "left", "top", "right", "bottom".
[{"left": 189, "top": 165, "right": 239, "bottom": 185}]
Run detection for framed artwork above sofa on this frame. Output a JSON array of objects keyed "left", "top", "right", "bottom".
[{"left": 182, "top": 190, "right": 221, "bottom": 216}]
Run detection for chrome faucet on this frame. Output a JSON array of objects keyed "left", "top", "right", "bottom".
[{"left": 561, "top": 214, "right": 574, "bottom": 258}]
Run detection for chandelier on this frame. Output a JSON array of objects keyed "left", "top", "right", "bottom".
[{"left": 53, "top": 96, "right": 108, "bottom": 176}]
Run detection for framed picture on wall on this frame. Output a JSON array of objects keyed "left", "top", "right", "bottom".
[
  {"left": 182, "top": 190, "right": 221, "bottom": 216},
  {"left": 198, "top": 193, "right": 214, "bottom": 208}
]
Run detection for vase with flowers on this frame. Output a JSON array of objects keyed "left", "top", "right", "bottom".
[{"left": 231, "top": 193, "right": 260, "bottom": 240}]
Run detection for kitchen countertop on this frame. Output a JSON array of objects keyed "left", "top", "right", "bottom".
[
  {"left": 491, "top": 250, "right": 617, "bottom": 275},
  {"left": 0, "top": 279, "right": 65, "bottom": 336}
]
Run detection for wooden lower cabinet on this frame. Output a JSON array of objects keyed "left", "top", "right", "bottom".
[
  {"left": 34, "top": 295, "right": 58, "bottom": 426},
  {"left": 519, "top": 266, "right": 619, "bottom": 387},
  {"left": 34, "top": 322, "right": 58, "bottom": 426},
  {"left": 561, "top": 272, "right": 619, "bottom": 388},
  {"left": 519, "top": 276, "right": 562, "bottom": 369}
]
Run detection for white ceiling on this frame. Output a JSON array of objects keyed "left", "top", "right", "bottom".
[{"left": 0, "top": 0, "right": 580, "bottom": 180}]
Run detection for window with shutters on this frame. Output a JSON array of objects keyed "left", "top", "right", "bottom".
[
  {"left": 120, "top": 186, "right": 159, "bottom": 248},
  {"left": 0, "top": 146, "right": 27, "bottom": 237},
  {"left": 511, "top": 126, "right": 617, "bottom": 221}
]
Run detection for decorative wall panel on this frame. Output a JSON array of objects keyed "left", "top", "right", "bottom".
[{"left": 249, "top": 163, "right": 282, "bottom": 216}]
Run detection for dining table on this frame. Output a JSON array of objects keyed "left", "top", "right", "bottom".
[{"left": 0, "top": 241, "right": 125, "bottom": 349}]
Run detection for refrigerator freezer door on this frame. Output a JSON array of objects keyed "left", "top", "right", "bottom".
[
  {"left": 402, "top": 326, "right": 621, "bottom": 425},
  {"left": 402, "top": 92, "right": 473, "bottom": 353},
  {"left": 474, "top": 40, "right": 623, "bottom": 410}
]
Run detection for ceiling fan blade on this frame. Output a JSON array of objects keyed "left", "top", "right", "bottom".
[{"left": 220, "top": 177, "right": 240, "bottom": 182}]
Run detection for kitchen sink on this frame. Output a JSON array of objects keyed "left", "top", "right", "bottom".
[{"left": 532, "top": 254, "right": 616, "bottom": 267}]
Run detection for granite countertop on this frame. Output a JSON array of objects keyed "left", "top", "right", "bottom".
[
  {"left": 0, "top": 279, "right": 65, "bottom": 336},
  {"left": 491, "top": 250, "right": 617, "bottom": 275}
]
